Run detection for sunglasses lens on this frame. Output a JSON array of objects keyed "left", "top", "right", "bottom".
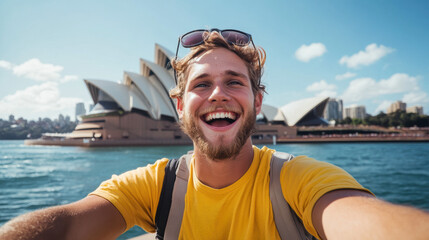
[
  {"left": 181, "top": 30, "right": 206, "bottom": 47},
  {"left": 221, "top": 30, "right": 250, "bottom": 46}
]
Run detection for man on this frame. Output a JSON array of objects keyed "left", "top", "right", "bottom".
[{"left": 1, "top": 29, "right": 428, "bottom": 240}]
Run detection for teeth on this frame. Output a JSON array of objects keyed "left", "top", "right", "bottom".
[{"left": 205, "top": 112, "right": 237, "bottom": 122}]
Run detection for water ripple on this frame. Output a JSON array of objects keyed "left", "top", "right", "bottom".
[{"left": 1, "top": 140, "right": 428, "bottom": 240}]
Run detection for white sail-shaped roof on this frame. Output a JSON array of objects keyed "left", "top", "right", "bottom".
[
  {"left": 83, "top": 44, "right": 329, "bottom": 127},
  {"left": 124, "top": 74, "right": 157, "bottom": 119},
  {"left": 280, "top": 96, "right": 329, "bottom": 126},
  {"left": 261, "top": 104, "right": 286, "bottom": 122},
  {"left": 140, "top": 58, "right": 176, "bottom": 92},
  {"left": 83, "top": 44, "right": 181, "bottom": 122},
  {"left": 155, "top": 43, "right": 175, "bottom": 68},
  {"left": 124, "top": 71, "right": 177, "bottom": 120},
  {"left": 84, "top": 79, "right": 149, "bottom": 112}
]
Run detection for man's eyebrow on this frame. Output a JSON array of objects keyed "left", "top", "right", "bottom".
[
  {"left": 224, "top": 70, "right": 247, "bottom": 79},
  {"left": 191, "top": 73, "right": 210, "bottom": 81},
  {"left": 190, "top": 70, "right": 247, "bottom": 81}
]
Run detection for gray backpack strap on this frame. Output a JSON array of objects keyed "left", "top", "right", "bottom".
[
  {"left": 270, "top": 152, "right": 315, "bottom": 240},
  {"left": 164, "top": 152, "right": 192, "bottom": 240}
]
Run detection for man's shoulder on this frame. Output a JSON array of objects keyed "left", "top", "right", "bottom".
[
  {"left": 142, "top": 158, "right": 170, "bottom": 177},
  {"left": 108, "top": 158, "right": 171, "bottom": 183},
  {"left": 254, "top": 145, "right": 300, "bottom": 163},
  {"left": 253, "top": 145, "right": 275, "bottom": 158},
  {"left": 131, "top": 158, "right": 170, "bottom": 173},
  {"left": 153, "top": 158, "right": 170, "bottom": 168}
]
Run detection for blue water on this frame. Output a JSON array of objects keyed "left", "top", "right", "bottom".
[{"left": 1, "top": 140, "right": 428, "bottom": 239}]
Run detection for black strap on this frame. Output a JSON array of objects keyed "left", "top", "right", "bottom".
[
  {"left": 155, "top": 152, "right": 315, "bottom": 240},
  {"left": 155, "top": 158, "right": 180, "bottom": 240}
]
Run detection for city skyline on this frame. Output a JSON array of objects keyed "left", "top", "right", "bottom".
[{"left": 1, "top": 1, "right": 428, "bottom": 120}]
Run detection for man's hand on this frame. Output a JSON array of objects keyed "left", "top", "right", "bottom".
[
  {"left": 313, "top": 189, "right": 429, "bottom": 240},
  {"left": 0, "top": 195, "right": 126, "bottom": 240}
]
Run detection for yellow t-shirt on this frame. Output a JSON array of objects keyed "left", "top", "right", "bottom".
[{"left": 90, "top": 146, "right": 371, "bottom": 239}]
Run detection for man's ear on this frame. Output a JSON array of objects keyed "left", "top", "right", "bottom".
[
  {"left": 254, "top": 91, "right": 263, "bottom": 115},
  {"left": 176, "top": 97, "right": 184, "bottom": 119}
]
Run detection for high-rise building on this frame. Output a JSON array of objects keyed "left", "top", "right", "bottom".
[
  {"left": 75, "top": 102, "right": 86, "bottom": 121},
  {"left": 57, "top": 114, "right": 66, "bottom": 127},
  {"left": 323, "top": 98, "right": 343, "bottom": 121},
  {"left": 343, "top": 105, "right": 366, "bottom": 120},
  {"left": 406, "top": 106, "right": 424, "bottom": 115},
  {"left": 387, "top": 101, "right": 406, "bottom": 114}
]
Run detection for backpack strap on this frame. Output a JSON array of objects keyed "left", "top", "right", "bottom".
[
  {"left": 155, "top": 152, "right": 192, "bottom": 240},
  {"left": 155, "top": 158, "right": 180, "bottom": 239},
  {"left": 164, "top": 153, "right": 192, "bottom": 239},
  {"left": 156, "top": 151, "right": 315, "bottom": 240},
  {"left": 270, "top": 151, "right": 316, "bottom": 240}
]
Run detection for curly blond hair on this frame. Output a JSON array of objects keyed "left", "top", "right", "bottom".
[{"left": 169, "top": 32, "right": 266, "bottom": 99}]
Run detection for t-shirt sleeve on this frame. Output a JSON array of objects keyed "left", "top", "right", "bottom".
[
  {"left": 281, "top": 155, "right": 373, "bottom": 239},
  {"left": 89, "top": 158, "right": 168, "bottom": 233}
]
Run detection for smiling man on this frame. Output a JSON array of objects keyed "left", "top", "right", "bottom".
[
  {"left": 177, "top": 47, "right": 259, "bottom": 162},
  {"left": 1, "top": 29, "right": 429, "bottom": 240}
]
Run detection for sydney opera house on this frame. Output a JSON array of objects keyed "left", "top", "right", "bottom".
[{"left": 25, "top": 44, "right": 329, "bottom": 147}]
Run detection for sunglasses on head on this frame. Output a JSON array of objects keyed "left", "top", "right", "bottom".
[{"left": 174, "top": 28, "right": 260, "bottom": 85}]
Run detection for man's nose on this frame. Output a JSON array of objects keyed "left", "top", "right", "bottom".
[{"left": 208, "top": 85, "right": 231, "bottom": 102}]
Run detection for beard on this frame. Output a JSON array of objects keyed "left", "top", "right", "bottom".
[{"left": 181, "top": 106, "right": 256, "bottom": 160}]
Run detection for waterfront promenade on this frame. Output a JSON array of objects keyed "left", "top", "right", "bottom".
[
  {"left": 24, "top": 133, "right": 429, "bottom": 147},
  {"left": 281, "top": 125, "right": 429, "bottom": 143},
  {"left": 278, "top": 134, "right": 429, "bottom": 143},
  {"left": 23, "top": 125, "right": 429, "bottom": 147}
]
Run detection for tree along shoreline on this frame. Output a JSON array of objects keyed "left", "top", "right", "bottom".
[
  {"left": 337, "top": 111, "right": 429, "bottom": 128},
  {"left": 0, "top": 115, "right": 77, "bottom": 140}
]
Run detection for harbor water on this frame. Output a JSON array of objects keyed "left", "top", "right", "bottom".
[{"left": 1, "top": 140, "right": 428, "bottom": 239}]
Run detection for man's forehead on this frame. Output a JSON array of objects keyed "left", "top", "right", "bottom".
[
  {"left": 191, "top": 48, "right": 241, "bottom": 63},
  {"left": 186, "top": 48, "right": 248, "bottom": 79}
]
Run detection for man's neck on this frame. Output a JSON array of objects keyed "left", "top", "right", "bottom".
[{"left": 193, "top": 139, "right": 254, "bottom": 189}]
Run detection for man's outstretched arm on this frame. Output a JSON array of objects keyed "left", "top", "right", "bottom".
[
  {"left": 312, "top": 189, "right": 429, "bottom": 240},
  {"left": 0, "top": 195, "right": 126, "bottom": 240}
]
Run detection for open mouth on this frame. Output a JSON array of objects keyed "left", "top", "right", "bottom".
[{"left": 202, "top": 111, "right": 238, "bottom": 127}]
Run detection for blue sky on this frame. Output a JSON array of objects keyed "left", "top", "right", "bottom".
[{"left": 1, "top": 0, "right": 428, "bottom": 120}]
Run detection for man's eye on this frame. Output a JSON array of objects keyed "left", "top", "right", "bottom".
[
  {"left": 195, "top": 83, "right": 209, "bottom": 88},
  {"left": 228, "top": 80, "right": 243, "bottom": 86}
]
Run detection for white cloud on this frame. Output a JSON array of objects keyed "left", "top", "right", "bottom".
[
  {"left": 335, "top": 72, "right": 356, "bottom": 80},
  {"left": 402, "top": 91, "right": 429, "bottom": 104},
  {"left": 0, "top": 58, "right": 82, "bottom": 119},
  {"left": 12, "top": 58, "right": 64, "bottom": 81},
  {"left": 316, "top": 90, "right": 337, "bottom": 98},
  {"left": 295, "top": 43, "right": 327, "bottom": 62},
  {"left": 0, "top": 82, "right": 82, "bottom": 120},
  {"left": 60, "top": 75, "right": 79, "bottom": 83},
  {"left": 342, "top": 77, "right": 377, "bottom": 102},
  {"left": 379, "top": 73, "right": 419, "bottom": 93},
  {"left": 0, "top": 60, "right": 13, "bottom": 69},
  {"left": 374, "top": 101, "right": 392, "bottom": 114},
  {"left": 306, "top": 80, "right": 337, "bottom": 97},
  {"left": 307, "top": 80, "right": 336, "bottom": 92},
  {"left": 2, "top": 58, "right": 79, "bottom": 83},
  {"left": 341, "top": 73, "right": 419, "bottom": 102},
  {"left": 339, "top": 43, "right": 394, "bottom": 68}
]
